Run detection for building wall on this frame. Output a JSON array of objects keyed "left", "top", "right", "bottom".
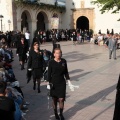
[
  {"left": 61, "top": 0, "right": 75, "bottom": 29},
  {"left": 0, "top": 0, "right": 13, "bottom": 31}
]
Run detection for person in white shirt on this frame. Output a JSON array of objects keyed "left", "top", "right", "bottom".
[
  {"left": 25, "top": 31, "right": 30, "bottom": 47},
  {"left": 98, "top": 34, "right": 103, "bottom": 46}
]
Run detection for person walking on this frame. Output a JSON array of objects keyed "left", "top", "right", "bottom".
[
  {"left": 25, "top": 30, "right": 30, "bottom": 48},
  {"left": 47, "top": 48, "right": 72, "bottom": 120},
  {"left": 27, "top": 42, "right": 44, "bottom": 93},
  {"left": 72, "top": 32, "right": 77, "bottom": 45},
  {"left": 108, "top": 34, "right": 117, "bottom": 60},
  {"left": 16, "top": 36, "right": 29, "bottom": 70}
]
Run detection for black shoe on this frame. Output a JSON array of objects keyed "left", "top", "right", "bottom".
[
  {"left": 27, "top": 79, "right": 30, "bottom": 84},
  {"left": 59, "top": 114, "right": 65, "bottom": 120},
  {"left": 21, "top": 66, "right": 25, "bottom": 70},
  {"left": 114, "top": 58, "right": 117, "bottom": 60},
  {"left": 21, "top": 64, "right": 25, "bottom": 70},
  {"left": 38, "top": 89, "right": 41, "bottom": 93},
  {"left": 109, "top": 58, "right": 111, "bottom": 59},
  {"left": 21, "top": 68, "right": 25, "bottom": 70},
  {"left": 33, "top": 86, "right": 36, "bottom": 90},
  {"left": 55, "top": 113, "right": 60, "bottom": 120}
]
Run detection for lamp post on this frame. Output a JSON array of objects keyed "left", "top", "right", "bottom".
[
  {"left": 0, "top": 15, "right": 4, "bottom": 31},
  {"left": 8, "top": 20, "right": 11, "bottom": 31}
]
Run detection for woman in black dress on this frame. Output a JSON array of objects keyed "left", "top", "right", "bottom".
[
  {"left": 27, "top": 42, "right": 44, "bottom": 93},
  {"left": 16, "top": 36, "right": 28, "bottom": 70},
  {"left": 47, "top": 48, "right": 71, "bottom": 120}
]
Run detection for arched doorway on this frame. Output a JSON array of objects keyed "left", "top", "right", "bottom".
[
  {"left": 37, "top": 12, "right": 48, "bottom": 31},
  {"left": 76, "top": 16, "right": 89, "bottom": 31},
  {"left": 21, "top": 10, "right": 31, "bottom": 32}
]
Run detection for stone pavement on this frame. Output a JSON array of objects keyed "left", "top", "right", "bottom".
[{"left": 12, "top": 41, "right": 120, "bottom": 120}]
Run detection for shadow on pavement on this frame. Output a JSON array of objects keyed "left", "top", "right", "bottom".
[
  {"left": 63, "top": 51, "right": 102, "bottom": 62},
  {"left": 64, "top": 84, "right": 116, "bottom": 119},
  {"left": 70, "top": 71, "right": 92, "bottom": 81}
]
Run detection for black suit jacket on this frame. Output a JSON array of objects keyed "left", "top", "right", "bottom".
[
  {"left": 16, "top": 41, "right": 28, "bottom": 56},
  {"left": 27, "top": 49, "right": 44, "bottom": 69}
]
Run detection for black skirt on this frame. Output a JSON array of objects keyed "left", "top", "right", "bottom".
[
  {"left": 32, "top": 68, "right": 43, "bottom": 79},
  {"left": 19, "top": 55, "right": 27, "bottom": 61},
  {"left": 50, "top": 84, "right": 66, "bottom": 99}
]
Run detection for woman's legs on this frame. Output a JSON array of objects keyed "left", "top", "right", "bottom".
[
  {"left": 33, "top": 79, "right": 36, "bottom": 90},
  {"left": 37, "top": 78, "right": 41, "bottom": 93},
  {"left": 19, "top": 60, "right": 24, "bottom": 70},
  {"left": 52, "top": 97, "right": 59, "bottom": 119},
  {"left": 58, "top": 98, "right": 65, "bottom": 120}
]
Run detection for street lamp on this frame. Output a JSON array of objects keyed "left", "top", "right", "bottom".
[
  {"left": 0, "top": 15, "right": 4, "bottom": 31},
  {"left": 8, "top": 20, "right": 11, "bottom": 31}
]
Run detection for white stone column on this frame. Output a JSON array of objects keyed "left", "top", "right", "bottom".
[
  {"left": 47, "top": 20, "right": 50, "bottom": 30},
  {"left": 30, "top": 19, "right": 37, "bottom": 42},
  {"left": 17, "top": 19, "right": 22, "bottom": 31}
]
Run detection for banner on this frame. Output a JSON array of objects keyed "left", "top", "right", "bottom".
[{"left": 51, "top": 18, "right": 59, "bottom": 29}]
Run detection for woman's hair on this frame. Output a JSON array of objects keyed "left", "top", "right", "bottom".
[
  {"left": 20, "top": 35, "right": 25, "bottom": 40},
  {"left": 30, "top": 42, "right": 39, "bottom": 50},
  {"left": 54, "top": 48, "right": 62, "bottom": 54},
  {"left": 33, "top": 42, "right": 39, "bottom": 46}
]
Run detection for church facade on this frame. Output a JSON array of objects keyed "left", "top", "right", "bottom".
[{"left": 0, "top": 0, "right": 120, "bottom": 39}]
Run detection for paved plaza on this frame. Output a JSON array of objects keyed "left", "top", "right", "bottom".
[{"left": 12, "top": 41, "right": 119, "bottom": 120}]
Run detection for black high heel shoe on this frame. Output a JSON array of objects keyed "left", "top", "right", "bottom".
[
  {"left": 38, "top": 89, "right": 41, "bottom": 93},
  {"left": 55, "top": 113, "right": 60, "bottom": 120},
  {"left": 59, "top": 114, "right": 65, "bottom": 120},
  {"left": 33, "top": 85, "right": 36, "bottom": 90}
]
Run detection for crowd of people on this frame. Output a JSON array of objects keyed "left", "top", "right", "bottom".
[
  {"left": 0, "top": 28, "right": 119, "bottom": 120},
  {"left": 33, "top": 29, "right": 93, "bottom": 45},
  {"left": 0, "top": 34, "right": 30, "bottom": 120},
  {"left": 0, "top": 29, "right": 93, "bottom": 48}
]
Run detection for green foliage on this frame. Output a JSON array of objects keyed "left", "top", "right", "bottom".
[
  {"left": 91, "top": 0, "right": 120, "bottom": 14},
  {"left": 14, "top": 0, "right": 66, "bottom": 12}
]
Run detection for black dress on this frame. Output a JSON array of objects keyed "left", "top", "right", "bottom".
[
  {"left": 47, "top": 58, "right": 70, "bottom": 99},
  {"left": 27, "top": 50, "right": 44, "bottom": 79},
  {"left": 16, "top": 41, "right": 28, "bottom": 61}
]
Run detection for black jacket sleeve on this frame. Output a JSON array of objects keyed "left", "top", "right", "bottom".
[{"left": 47, "top": 61, "right": 52, "bottom": 83}]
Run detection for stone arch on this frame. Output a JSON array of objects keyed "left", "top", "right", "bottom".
[
  {"left": 76, "top": 16, "right": 89, "bottom": 31},
  {"left": 21, "top": 10, "right": 32, "bottom": 33},
  {"left": 72, "top": 8, "right": 95, "bottom": 31},
  {"left": 36, "top": 10, "right": 49, "bottom": 31}
]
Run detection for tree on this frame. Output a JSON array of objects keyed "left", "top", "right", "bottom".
[{"left": 91, "top": 0, "right": 120, "bottom": 14}]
